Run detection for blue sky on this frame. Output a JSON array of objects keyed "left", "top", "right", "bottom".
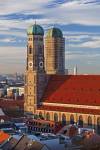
[{"left": 0, "top": 0, "right": 100, "bottom": 74}]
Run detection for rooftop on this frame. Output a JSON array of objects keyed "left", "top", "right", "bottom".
[
  {"left": 42, "top": 75, "right": 100, "bottom": 106},
  {"left": 0, "top": 131, "right": 10, "bottom": 144}
]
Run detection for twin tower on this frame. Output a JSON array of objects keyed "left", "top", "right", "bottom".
[{"left": 24, "top": 24, "right": 65, "bottom": 114}]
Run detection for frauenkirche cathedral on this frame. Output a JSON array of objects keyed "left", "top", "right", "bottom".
[{"left": 24, "top": 24, "right": 100, "bottom": 133}]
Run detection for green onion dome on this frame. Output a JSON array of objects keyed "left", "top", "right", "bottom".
[
  {"left": 46, "top": 27, "right": 63, "bottom": 38},
  {"left": 27, "top": 24, "right": 44, "bottom": 36}
]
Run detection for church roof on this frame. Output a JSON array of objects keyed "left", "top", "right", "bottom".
[{"left": 42, "top": 75, "right": 100, "bottom": 106}]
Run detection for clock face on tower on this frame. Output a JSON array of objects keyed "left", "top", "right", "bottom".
[
  {"left": 28, "top": 61, "right": 33, "bottom": 69},
  {"left": 39, "top": 61, "right": 43, "bottom": 69},
  {"left": 39, "top": 57, "right": 44, "bottom": 69}
]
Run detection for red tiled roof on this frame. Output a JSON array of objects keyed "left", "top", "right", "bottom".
[
  {"left": 42, "top": 75, "right": 100, "bottom": 106},
  {"left": 38, "top": 105, "right": 100, "bottom": 115},
  {"left": 0, "top": 131, "right": 10, "bottom": 144}
]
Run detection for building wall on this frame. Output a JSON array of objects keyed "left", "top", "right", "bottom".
[{"left": 36, "top": 109, "right": 100, "bottom": 133}]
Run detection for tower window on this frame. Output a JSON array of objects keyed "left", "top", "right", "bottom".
[
  {"left": 39, "top": 37, "right": 43, "bottom": 41},
  {"left": 38, "top": 46, "right": 42, "bottom": 53},
  {"left": 34, "top": 37, "right": 38, "bottom": 40},
  {"left": 34, "top": 76, "right": 36, "bottom": 82},
  {"left": 25, "top": 75, "right": 26, "bottom": 83},
  {"left": 28, "top": 38, "right": 32, "bottom": 41},
  {"left": 29, "top": 46, "right": 32, "bottom": 54},
  {"left": 34, "top": 86, "right": 36, "bottom": 93}
]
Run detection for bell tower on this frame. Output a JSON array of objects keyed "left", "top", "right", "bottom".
[
  {"left": 24, "top": 24, "right": 46, "bottom": 114},
  {"left": 45, "top": 27, "right": 65, "bottom": 75}
]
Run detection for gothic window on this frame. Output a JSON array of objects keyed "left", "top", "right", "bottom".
[
  {"left": 34, "top": 37, "right": 38, "bottom": 40},
  {"left": 97, "top": 117, "right": 100, "bottom": 134},
  {"left": 39, "top": 112, "right": 44, "bottom": 119},
  {"left": 34, "top": 76, "right": 36, "bottom": 82},
  {"left": 70, "top": 114, "right": 74, "bottom": 124},
  {"left": 62, "top": 114, "right": 66, "bottom": 126},
  {"left": 54, "top": 113, "right": 58, "bottom": 122},
  {"left": 88, "top": 116, "right": 92, "bottom": 127},
  {"left": 46, "top": 113, "right": 50, "bottom": 121},
  {"left": 97, "top": 117, "right": 100, "bottom": 125},
  {"left": 34, "top": 86, "right": 36, "bottom": 93},
  {"left": 29, "top": 46, "right": 32, "bottom": 54},
  {"left": 24, "top": 75, "right": 26, "bottom": 84},
  {"left": 78, "top": 115, "right": 83, "bottom": 127},
  {"left": 38, "top": 46, "right": 42, "bottom": 53},
  {"left": 28, "top": 38, "right": 32, "bottom": 41}
]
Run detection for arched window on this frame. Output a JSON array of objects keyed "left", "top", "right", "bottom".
[
  {"left": 39, "top": 112, "right": 43, "bottom": 119},
  {"left": 62, "top": 114, "right": 66, "bottom": 126},
  {"left": 97, "top": 117, "right": 100, "bottom": 134},
  {"left": 78, "top": 115, "right": 83, "bottom": 127},
  {"left": 54, "top": 113, "right": 58, "bottom": 122},
  {"left": 88, "top": 116, "right": 92, "bottom": 127},
  {"left": 29, "top": 46, "right": 32, "bottom": 54},
  {"left": 70, "top": 114, "right": 74, "bottom": 124},
  {"left": 38, "top": 46, "right": 42, "bottom": 54},
  {"left": 46, "top": 113, "right": 50, "bottom": 121},
  {"left": 24, "top": 75, "right": 27, "bottom": 84}
]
